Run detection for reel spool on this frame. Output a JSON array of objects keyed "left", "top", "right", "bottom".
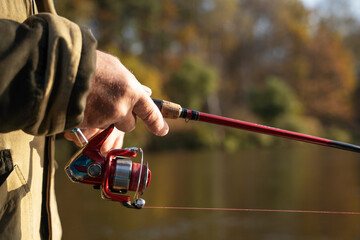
[{"left": 65, "top": 125, "right": 151, "bottom": 209}]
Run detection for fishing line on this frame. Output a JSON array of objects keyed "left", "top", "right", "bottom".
[{"left": 144, "top": 206, "right": 360, "bottom": 215}]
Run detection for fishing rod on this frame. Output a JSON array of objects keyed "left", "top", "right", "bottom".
[
  {"left": 152, "top": 98, "right": 360, "bottom": 153},
  {"left": 64, "top": 98, "right": 360, "bottom": 210}
]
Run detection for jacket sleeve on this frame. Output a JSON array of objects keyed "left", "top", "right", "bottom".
[{"left": 0, "top": 13, "right": 97, "bottom": 135}]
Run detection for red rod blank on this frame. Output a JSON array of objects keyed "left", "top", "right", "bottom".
[
  {"left": 152, "top": 99, "right": 360, "bottom": 153},
  {"left": 196, "top": 112, "right": 360, "bottom": 153}
]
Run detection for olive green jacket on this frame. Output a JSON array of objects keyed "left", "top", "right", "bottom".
[{"left": 0, "top": 0, "right": 97, "bottom": 239}]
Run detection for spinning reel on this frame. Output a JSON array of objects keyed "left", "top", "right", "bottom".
[{"left": 64, "top": 125, "right": 151, "bottom": 209}]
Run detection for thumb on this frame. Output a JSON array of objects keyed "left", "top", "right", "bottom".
[{"left": 133, "top": 95, "right": 169, "bottom": 136}]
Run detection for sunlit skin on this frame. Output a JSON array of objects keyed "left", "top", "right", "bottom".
[{"left": 64, "top": 50, "right": 169, "bottom": 154}]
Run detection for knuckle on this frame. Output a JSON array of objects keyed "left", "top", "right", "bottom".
[{"left": 116, "top": 123, "right": 136, "bottom": 133}]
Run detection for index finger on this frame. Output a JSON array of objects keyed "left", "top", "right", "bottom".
[{"left": 133, "top": 96, "right": 169, "bottom": 136}]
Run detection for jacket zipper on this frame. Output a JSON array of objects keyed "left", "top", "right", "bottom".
[{"left": 40, "top": 136, "right": 53, "bottom": 239}]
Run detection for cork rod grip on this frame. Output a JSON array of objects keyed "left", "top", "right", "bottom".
[{"left": 152, "top": 98, "right": 182, "bottom": 119}]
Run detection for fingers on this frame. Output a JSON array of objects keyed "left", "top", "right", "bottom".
[
  {"left": 114, "top": 84, "right": 168, "bottom": 135},
  {"left": 64, "top": 128, "right": 101, "bottom": 147},
  {"left": 64, "top": 131, "right": 81, "bottom": 146},
  {"left": 100, "top": 128, "right": 125, "bottom": 154},
  {"left": 64, "top": 127, "right": 125, "bottom": 155},
  {"left": 114, "top": 112, "right": 137, "bottom": 133},
  {"left": 133, "top": 95, "right": 169, "bottom": 136}
]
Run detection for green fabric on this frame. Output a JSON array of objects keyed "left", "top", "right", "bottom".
[
  {"left": 65, "top": 26, "right": 97, "bottom": 131},
  {"left": 0, "top": 14, "right": 96, "bottom": 135}
]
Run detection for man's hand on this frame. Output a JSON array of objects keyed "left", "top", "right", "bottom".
[{"left": 79, "top": 50, "right": 169, "bottom": 136}]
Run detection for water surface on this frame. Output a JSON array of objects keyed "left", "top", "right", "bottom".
[{"left": 55, "top": 140, "right": 360, "bottom": 240}]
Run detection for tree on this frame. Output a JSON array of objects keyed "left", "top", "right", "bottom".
[
  {"left": 166, "top": 56, "right": 218, "bottom": 110},
  {"left": 249, "top": 76, "right": 301, "bottom": 124}
]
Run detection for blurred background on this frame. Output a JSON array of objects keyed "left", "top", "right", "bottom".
[
  {"left": 54, "top": 0, "right": 360, "bottom": 239},
  {"left": 55, "top": 0, "right": 360, "bottom": 151}
]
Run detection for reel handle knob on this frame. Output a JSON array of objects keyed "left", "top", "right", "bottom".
[{"left": 134, "top": 198, "right": 146, "bottom": 209}]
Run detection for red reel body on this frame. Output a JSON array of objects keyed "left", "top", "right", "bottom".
[{"left": 65, "top": 125, "right": 151, "bottom": 209}]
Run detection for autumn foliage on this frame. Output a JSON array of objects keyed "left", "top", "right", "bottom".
[{"left": 56, "top": 0, "right": 360, "bottom": 150}]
